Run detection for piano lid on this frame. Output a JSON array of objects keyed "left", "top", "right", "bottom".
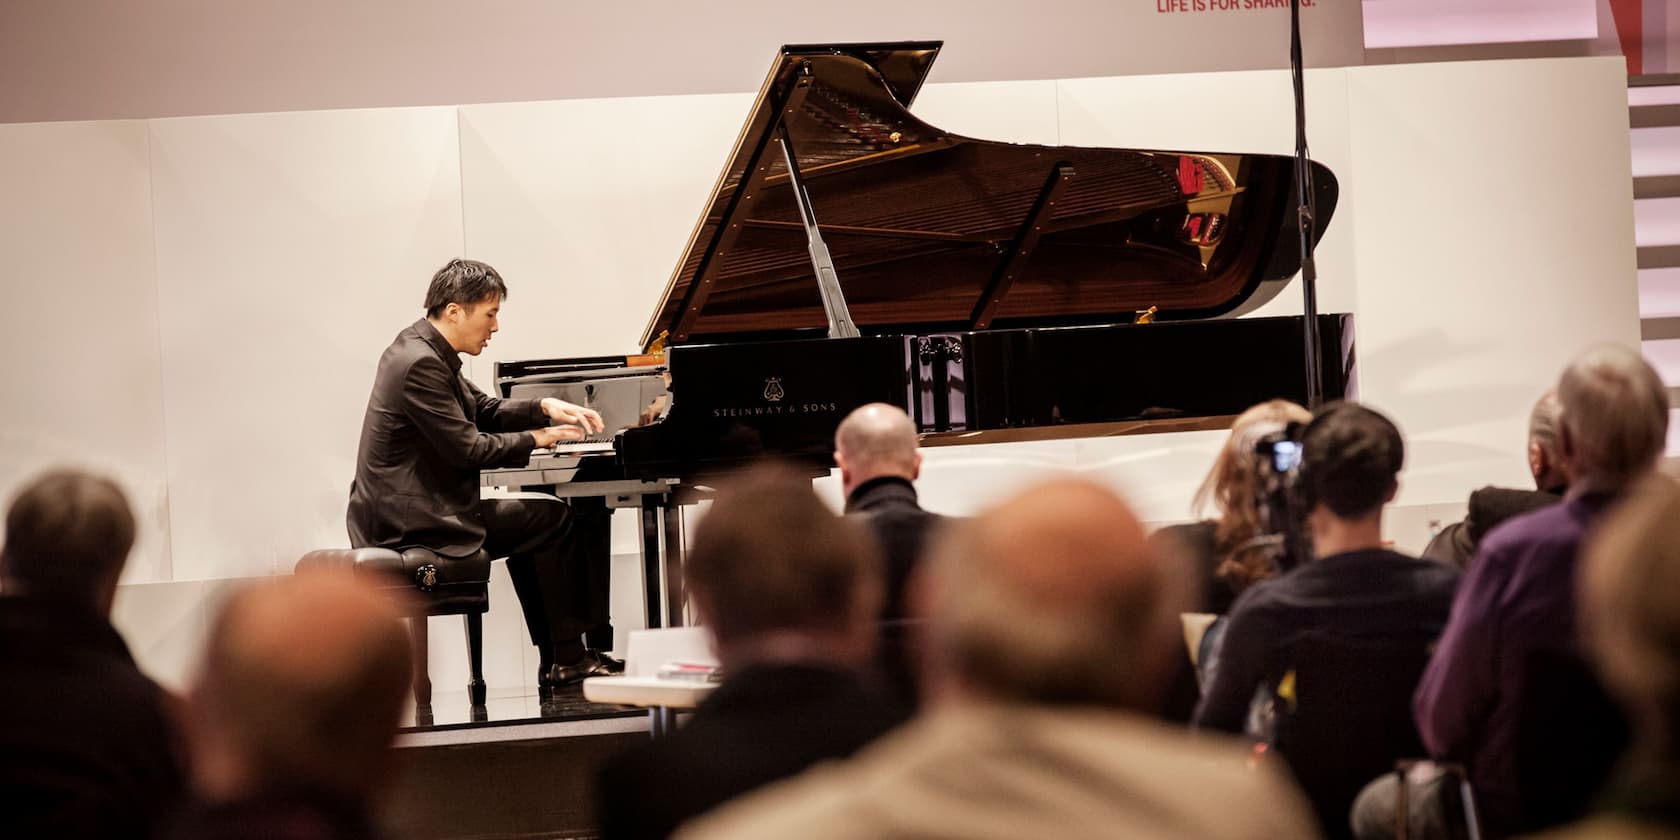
[{"left": 642, "top": 41, "right": 1338, "bottom": 350}]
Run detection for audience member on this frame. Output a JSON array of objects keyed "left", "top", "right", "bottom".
[
  {"left": 834, "top": 402, "right": 948, "bottom": 707},
  {"left": 1154, "top": 398, "right": 1313, "bottom": 720},
  {"left": 1160, "top": 399, "right": 1317, "bottom": 612},
  {"left": 1389, "top": 344, "right": 1663, "bottom": 838},
  {"left": 1193, "top": 402, "right": 1459, "bottom": 838},
  {"left": 166, "top": 572, "right": 411, "bottom": 840},
  {"left": 835, "top": 402, "right": 944, "bottom": 623},
  {"left": 594, "top": 465, "right": 904, "bottom": 840},
  {"left": 676, "top": 478, "right": 1322, "bottom": 840},
  {"left": 0, "top": 469, "right": 186, "bottom": 838},
  {"left": 1536, "top": 475, "right": 1680, "bottom": 840},
  {"left": 1422, "top": 390, "right": 1567, "bottom": 568}
]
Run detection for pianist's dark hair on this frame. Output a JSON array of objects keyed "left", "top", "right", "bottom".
[
  {"left": 1294, "top": 401, "right": 1404, "bottom": 519},
  {"left": 424, "top": 258, "right": 508, "bottom": 319}
]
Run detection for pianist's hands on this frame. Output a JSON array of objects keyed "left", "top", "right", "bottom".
[
  {"left": 531, "top": 425, "right": 588, "bottom": 448},
  {"left": 539, "top": 397, "right": 606, "bottom": 435}
]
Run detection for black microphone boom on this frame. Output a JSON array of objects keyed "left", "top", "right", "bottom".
[{"left": 1291, "top": 0, "right": 1324, "bottom": 408}]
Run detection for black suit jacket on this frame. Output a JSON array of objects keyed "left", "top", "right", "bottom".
[
  {"left": 347, "top": 319, "right": 545, "bottom": 555},
  {"left": 594, "top": 663, "right": 904, "bottom": 840},
  {"left": 0, "top": 596, "right": 186, "bottom": 838},
  {"left": 1421, "top": 485, "right": 1563, "bottom": 569}
]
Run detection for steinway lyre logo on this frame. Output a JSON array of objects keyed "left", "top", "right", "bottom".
[{"left": 763, "top": 377, "right": 785, "bottom": 403}]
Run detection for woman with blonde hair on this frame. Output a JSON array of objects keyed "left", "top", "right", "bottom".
[
  {"left": 1161, "top": 399, "right": 1314, "bottom": 611},
  {"left": 1153, "top": 399, "right": 1311, "bottom": 721}
]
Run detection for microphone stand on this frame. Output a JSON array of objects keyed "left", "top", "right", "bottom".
[{"left": 1291, "top": 0, "right": 1324, "bottom": 408}]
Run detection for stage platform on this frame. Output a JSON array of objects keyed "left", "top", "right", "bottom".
[
  {"left": 396, "top": 683, "right": 653, "bottom": 747},
  {"left": 382, "top": 684, "right": 660, "bottom": 838}
]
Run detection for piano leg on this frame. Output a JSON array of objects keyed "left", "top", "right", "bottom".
[
  {"left": 409, "top": 616, "right": 433, "bottom": 726},
  {"left": 662, "top": 503, "right": 685, "bottom": 628},
  {"left": 641, "top": 497, "right": 664, "bottom": 630}
]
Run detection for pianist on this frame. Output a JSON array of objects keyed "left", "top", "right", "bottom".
[{"left": 346, "top": 258, "right": 621, "bottom": 688}]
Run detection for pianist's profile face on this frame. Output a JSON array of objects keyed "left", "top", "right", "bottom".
[{"left": 441, "top": 296, "right": 501, "bottom": 356}]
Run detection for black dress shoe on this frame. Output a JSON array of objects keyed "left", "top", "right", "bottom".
[
  {"left": 587, "top": 649, "right": 626, "bottom": 675},
  {"left": 544, "top": 652, "right": 619, "bottom": 688}
]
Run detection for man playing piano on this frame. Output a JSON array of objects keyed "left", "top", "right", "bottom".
[{"left": 347, "top": 258, "right": 622, "bottom": 690}]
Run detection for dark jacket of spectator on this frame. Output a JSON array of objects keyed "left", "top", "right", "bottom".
[
  {"left": 595, "top": 662, "right": 904, "bottom": 840},
  {"left": 0, "top": 594, "right": 186, "bottom": 837},
  {"left": 164, "top": 788, "right": 379, "bottom": 840},
  {"left": 844, "top": 476, "right": 944, "bottom": 623},
  {"left": 1421, "top": 486, "right": 1563, "bottom": 569},
  {"left": 1195, "top": 547, "right": 1460, "bottom": 734}
]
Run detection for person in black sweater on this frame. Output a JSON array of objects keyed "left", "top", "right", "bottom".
[
  {"left": 594, "top": 466, "right": 904, "bottom": 840},
  {"left": 1193, "top": 402, "right": 1459, "bottom": 839},
  {"left": 834, "top": 402, "right": 949, "bottom": 708},
  {"left": 0, "top": 469, "right": 186, "bottom": 838}
]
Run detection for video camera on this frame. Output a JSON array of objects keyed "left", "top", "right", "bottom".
[{"left": 1253, "top": 422, "right": 1313, "bottom": 573}]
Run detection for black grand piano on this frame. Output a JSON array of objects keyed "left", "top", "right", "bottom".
[{"left": 484, "top": 41, "right": 1351, "bottom": 625}]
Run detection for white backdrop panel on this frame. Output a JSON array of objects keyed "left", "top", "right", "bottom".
[
  {"left": 457, "top": 93, "right": 751, "bottom": 388},
  {"left": 149, "top": 107, "right": 466, "bottom": 581},
  {"left": 1345, "top": 56, "right": 1639, "bottom": 506},
  {"left": 0, "top": 120, "right": 173, "bottom": 583}
]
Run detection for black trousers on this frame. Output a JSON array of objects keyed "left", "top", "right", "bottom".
[{"left": 478, "top": 497, "right": 612, "bottom": 664}]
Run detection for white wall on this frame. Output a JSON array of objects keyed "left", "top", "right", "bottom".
[
  {"left": 0, "top": 1, "right": 1363, "bottom": 124},
  {"left": 148, "top": 106, "right": 467, "bottom": 581},
  {"left": 0, "top": 56, "right": 1639, "bottom": 694},
  {"left": 0, "top": 120, "right": 174, "bottom": 584}
]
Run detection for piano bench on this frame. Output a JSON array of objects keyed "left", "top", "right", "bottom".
[{"left": 295, "top": 547, "right": 491, "bottom": 724}]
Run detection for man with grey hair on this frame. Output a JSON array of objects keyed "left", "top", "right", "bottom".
[
  {"left": 676, "top": 478, "right": 1321, "bottom": 840},
  {"left": 1422, "top": 390, "right": 1568, "bottom": 568},
  {"left": 0, "top": 469, "right": 186, "bottom": 837},
  {"left": 1382, "top": 344, "right": 1664, "bottom": 838}
]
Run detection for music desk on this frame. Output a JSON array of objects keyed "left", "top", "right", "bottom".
[{"left": 583, "top": 676, "right": 717, "bottom": 737}]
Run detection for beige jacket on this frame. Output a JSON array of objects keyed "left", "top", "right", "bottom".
[{"left": 676, "top": 703, "right": 1322, "bottom": 840}]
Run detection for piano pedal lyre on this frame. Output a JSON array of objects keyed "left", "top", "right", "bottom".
[{"left": 1134, "top": 306, "right": 1158, "bottom": 325}]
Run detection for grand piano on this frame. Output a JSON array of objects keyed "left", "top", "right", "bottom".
[{"left": 483, "top": 41, "right": 1352, "bottom": 626}]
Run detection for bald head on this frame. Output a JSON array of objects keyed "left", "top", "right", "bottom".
[
  {"left": 188, "top": 572, "right": 411, "bottom": 802},
  {"left": 834, "top": 403, "right": 921, "bottom": 496},
  {"left": 924, "top": 478, "right": 1190, "bottom": 710},
  {"left": 1556, "top": 344, "right": 1669, "bottom": 492}
]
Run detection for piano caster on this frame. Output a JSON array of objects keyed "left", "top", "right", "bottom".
[
  {"left": 468, "top": 678, "right": 487, "bottom": 708},
  {"left": 413, "top": 704, "right": 434, "bottom": 728}
]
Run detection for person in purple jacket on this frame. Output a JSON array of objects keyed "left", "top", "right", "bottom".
[{"left": 1355, "top": 344, "right": 1668, "bottom": 839}]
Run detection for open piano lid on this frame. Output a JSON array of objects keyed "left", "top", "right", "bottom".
[{"left": 641, "top": 41, "right": 1338, "bottom": 351}]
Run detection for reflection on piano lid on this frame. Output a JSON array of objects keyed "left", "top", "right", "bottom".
[{"left": 495, "top": 41, "right": 1351, "bottom": 483}]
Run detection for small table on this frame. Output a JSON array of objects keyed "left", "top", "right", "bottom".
[{"left": 583, "top": 676, "right": 718, "bottom": 737}]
